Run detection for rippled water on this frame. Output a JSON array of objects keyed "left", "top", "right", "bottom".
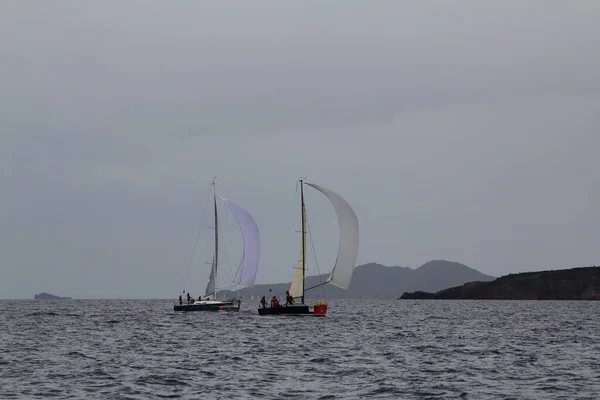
[{"left": 1, "top": 299, "right": 599, "bottom": 399}]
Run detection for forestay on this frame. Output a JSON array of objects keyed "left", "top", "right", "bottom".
[
  {"left": 305, "top": 182, "right": 359, "bottom": 289},
  {"left": 218, "top": 197, "right": 260, "bottom": 287}
]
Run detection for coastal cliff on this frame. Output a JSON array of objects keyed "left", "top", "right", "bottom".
[{"left": 399, "top": 266, "right": 600, "bottom": 300}]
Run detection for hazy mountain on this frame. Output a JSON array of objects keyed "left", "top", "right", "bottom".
[{"left": 219, "top": 260, "right": 494, "bottom": 300}]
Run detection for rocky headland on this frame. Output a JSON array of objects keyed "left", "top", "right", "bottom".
[{"left": 399, "top": 266, "right": 600, "bottom": 300}]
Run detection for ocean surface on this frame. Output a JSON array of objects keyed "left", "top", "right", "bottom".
[{"left": 0, "top": 299, "right": 598, "bottom": 399}]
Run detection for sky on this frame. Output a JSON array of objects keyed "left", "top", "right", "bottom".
[{"left": 1, "top": 1, "right": 599, "bottom": 299}]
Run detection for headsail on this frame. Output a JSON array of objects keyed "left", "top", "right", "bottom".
[
  {"left": 218, "top": 196, "right": 260, "bottom": 287},
  {"left": 305, "top": 182, "right": 359, "bottom": 289},
  {"left": 289, "top": 201, "right": 306, "bottom": 298}
]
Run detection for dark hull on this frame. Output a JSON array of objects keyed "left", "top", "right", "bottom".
[
  {"left": 174, "top": 300, "right": 240, "bottom": 312},
  {"left": 258, "top": 303, "right": 326, "bottom": 316}
]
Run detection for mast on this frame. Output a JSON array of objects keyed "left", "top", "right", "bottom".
[
  {"left": 300, "top": 179, "right": 306, "bottom": 305},
  {"left": 213, "top": 178, "right": 219, "bottom": 300}
]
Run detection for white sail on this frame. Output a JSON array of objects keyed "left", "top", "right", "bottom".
[
  {"left": 218, "top": 196, "right": 260, "bottom": 287},
  {"left": 205, "top": 183, "right": 219, "bottom": 299},
  {"left": 289, "top": 202, "right": 306, "bottom": 298},
  {"left": 205, "top": 255, "right": 216, "bottom": 298},
  {"left": 305, "top": 182, "right": 359, "bottom": 289}
]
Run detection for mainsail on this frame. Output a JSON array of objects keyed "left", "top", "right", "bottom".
[
  {"left": 289, "top": 201, "right": 306, "bottom": 298},
  {"left": 205, "top": 255, "right": 216, "bottom": 297},
  {"left": 205, "top": 184, "right": 219, "bottom": 299},
  {"left": 218, "top": 196, "right": 260, "bottom": 287},
  {"left": 305, "top": 182, "right": 359, "bottom": 290}
]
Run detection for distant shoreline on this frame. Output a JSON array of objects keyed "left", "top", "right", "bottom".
[
  {"left": 400, "top": 266, "right": 600, "bottom": 300},
  {"left": 34, "top": 292, "right": 71, "bottom": 300}
]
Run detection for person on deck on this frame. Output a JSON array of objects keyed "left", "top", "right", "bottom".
[
  {"left": 270, "top": 296, "right": 280, "bottom": 308},
  {"left": 285, "top": 291, "right": 294, "bottom": 306},
  {"left": 260, "top": 296, "right": 267, "bottom": 308},
  {"left": 186, "top": 292, "right": 191, "bottom": 304},
  {"left": 178, "top": 295, "right": 183, "bottom": 306}
]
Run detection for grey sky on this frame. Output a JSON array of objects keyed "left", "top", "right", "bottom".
[{"left": 1, "top": 1, "right": 599, "bottom": 299}]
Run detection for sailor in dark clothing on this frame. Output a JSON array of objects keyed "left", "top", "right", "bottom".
[
  {"left": 285, "top": 290, "right": 294, "bottom": 306},
  {"left": 178, "top": 295, "right": 183, "bottom": 306},
  {"left": 186, "top": 292, "right": 191, "bottom": 304},
  {"left": 259, "top": 296, "right": 267, "bottom": 308}
]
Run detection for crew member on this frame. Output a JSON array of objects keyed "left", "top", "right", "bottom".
[
  {"left": 285, "top": 291, "right": 294, "bottom": 306},
  {"left": 270, "top": 296, "right": 280, "bottom": 308}
]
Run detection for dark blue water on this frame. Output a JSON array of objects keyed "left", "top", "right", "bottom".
[{"left": 1, "top": 299, "right": 598, "bottom": 399}]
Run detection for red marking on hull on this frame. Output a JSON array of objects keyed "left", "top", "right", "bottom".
[{"left": 313, "top": 304, "right": 327, "bottom": 315}]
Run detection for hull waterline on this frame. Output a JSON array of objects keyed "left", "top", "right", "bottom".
[
  {"left": 257, "top": 303, "right": 327, "bottom": 316},
  {"left": 174, "top": 300, "right": 241, "bottom": 312}
]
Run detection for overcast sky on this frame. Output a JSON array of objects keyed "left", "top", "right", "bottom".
[{"left": 1, "top": 1, "right": 599, "bottom": 299}]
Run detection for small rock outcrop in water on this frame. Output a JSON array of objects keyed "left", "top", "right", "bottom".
[
  {"left": 34, "top": 292, "right": 72, "bottom": 300},
  {"left": 399, "top": 266, "right": 600, "bottom": 300}
]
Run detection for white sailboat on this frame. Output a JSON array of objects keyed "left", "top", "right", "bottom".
[
  {"left": 258, "top": 179, "right": 358, "bottom": 316},
  {"left": 175, "top": 179, "right": 260, "bottom": 312}
]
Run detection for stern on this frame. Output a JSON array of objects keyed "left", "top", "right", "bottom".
[{"left": 313, "top": 300, "right": 327, "bottom": 316}]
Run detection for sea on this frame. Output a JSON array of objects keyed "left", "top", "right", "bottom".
[{"left": 0, "top": 299, "right": 598, "bottom": 399}]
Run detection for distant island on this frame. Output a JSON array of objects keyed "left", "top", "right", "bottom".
[
  {"left": 34, "top": 292, "right": 72, "bottom": 300},
  {"left": 219, "top": 260, "right": 494, "bottom": 300},
  {"left": 399, "top": 266, "right": 600, "bottom": 300}
]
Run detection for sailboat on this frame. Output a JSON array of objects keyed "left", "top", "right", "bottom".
[
  {"left": 175, "top": 179, "right": 260, "bottom": 312},
  {"left": 258, "top": 179, "right": 358, "bottom": 316}
]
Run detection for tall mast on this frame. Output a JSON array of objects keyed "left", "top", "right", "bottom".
[
  {"left": 213, "top": 178, "right": 219, "bottom": 300},
  {"left": 300, "top": 179, "right": 306, "bottom": 305}
]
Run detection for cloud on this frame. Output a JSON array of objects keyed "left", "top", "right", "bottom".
[{"left": 1, "top": 1, "right": 599, "bottom": 298}]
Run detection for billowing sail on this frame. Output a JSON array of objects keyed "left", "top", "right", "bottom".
[
  {"left": 305, "top": 182, "right": 359, "bottom": 289},
  {"left": 289, "top": 202, "right": 306, "bottom": 298},
  {"left": 205, "top": 255, "right": 216, "bottom": 297},
  {"left": 218, "top": 197, "right": 260, "bottom": 287}
]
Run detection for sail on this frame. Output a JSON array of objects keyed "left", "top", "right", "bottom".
[
  {"left": 289, "top": 202, "right": 306, "bottom": 298},
  {"left": 305, "top": 182, "right": 359, "bottom": 289},
  {"left": 206, "top": 182, "right": 219, "bottom": 299},
  {"left": 205, "top": 255, "right": 216, "bottom": 297},
  {"left": 218, "top": 196, "right": 260, "bottom": 286}
]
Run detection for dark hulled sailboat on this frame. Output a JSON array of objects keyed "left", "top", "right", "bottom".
[{"left": 258, "top": 180, "right": 359, "bottom": 316}]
